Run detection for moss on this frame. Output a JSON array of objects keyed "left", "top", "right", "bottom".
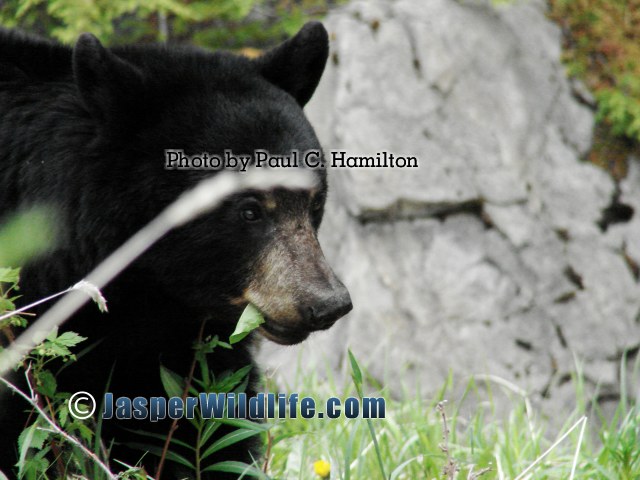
[{"left": 549, "top": 0, "right": 640, "bottom": 174}]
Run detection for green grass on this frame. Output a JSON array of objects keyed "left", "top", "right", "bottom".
[{"left": 264, "top": 354, "right": 640, "bottom": 480}]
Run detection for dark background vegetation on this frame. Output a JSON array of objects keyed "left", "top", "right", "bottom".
[{"left": 0, "top": 0, "right": 342, "bottom": 53}]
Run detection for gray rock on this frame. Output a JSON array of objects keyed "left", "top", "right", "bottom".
[{"left": 258, "top": 0, "right": 640, "bottom": 415}]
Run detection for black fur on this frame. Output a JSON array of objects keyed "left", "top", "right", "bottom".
[{"left": 0, "top": 22, "right": 349, "bottom": 479}]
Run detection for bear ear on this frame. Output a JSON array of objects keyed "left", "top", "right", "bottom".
[
  {"left": 72, "top": 33, "right": 145, "bottom": 125},
  {"left": 255, "top": 21, "right": 329, "bottom": 107}
]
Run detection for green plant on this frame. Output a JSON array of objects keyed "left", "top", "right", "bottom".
[
  {"left": 265, "top": 351, "right": 640, "bottom": 480},
  {"left": 0, "top": 267, "right": 27, "bottom": 332},
  {"left": 123, "top": 305, "right": 271, "bottom": 479},
  {"left": 149, "top": 335, "right": 269, "bottom": 479},
  {"left": 347, "top": 350, "right": 387, "bottom": 479},
  {"left": 549, "top": 0, "right": 640, "bottom": 149},
  {"left": 1, "top": 303, "right": 272, "bottom": 479},
  {"left": 1, "top": 288, "right": 127, "bottom": 479},
  {"left": 0, "top": 0, "right": 343, "bottom": 49}
]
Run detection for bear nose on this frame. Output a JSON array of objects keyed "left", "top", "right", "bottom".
[{"left": 308, "top": 285, "right": 353, "bottom": 329}]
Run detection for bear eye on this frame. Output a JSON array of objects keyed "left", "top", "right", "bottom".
[
  {"left": 240, "top": 197, "right": 264, "bottom": 222},
  {"left": 241, "top": 207, "right": 262, "bottom": 222}
]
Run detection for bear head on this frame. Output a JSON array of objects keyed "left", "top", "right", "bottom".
[{"left": 70, "top": 22, "right": 352, "bottom": 345}]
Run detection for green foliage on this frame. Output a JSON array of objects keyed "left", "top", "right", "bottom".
[
  {"left": 14, "top": 331, "right": 120, "bottom": 479},
  {"left": 0, "top": 207, "right": 57, "bottom": 349},
  {"left": 6, "top": 329, "right": 268, "bottom": 478},
  {"left": 0, "top": 208, "right": 57, "bottom": 268},
  {"left": 5, "top": 307, "right": 640, "bottom": 479},
  {"left": 550, "top": 0, "right": 640, "bottom": 145},
  {"left": 266, "top": 354, "right": 640, "bottom": 479},
  {"left": 2, "top": 274, "right": 268, "bottom": 478},
  {"left": 2, "top": 0, "right": 215, "bottom": 43},
  {"left": 230, "top": 303, "right": 265, "bottom": 344},
  {"left": 0, "top": 0, "right": 341, "bottom": 48},
  {"left": 132, "top": 334, "right": 268, "bottom": 478},
  {"left": 597, "top": 86, "right": 640, "bottom": 141},
  {"left": 0, "top": 267, "right": 136, "bottom": 478},
  {"left": 32, "top": 328, "right": 87, "bottom": 360},
  {"left": 0, "top": 267, "right": 26, "bottom": 331},
  {"left": 347, "top": 350, "right": 386, "bottom": 480}
]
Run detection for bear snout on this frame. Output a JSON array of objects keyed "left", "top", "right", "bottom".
[{"left": 304, "top": 282, "right": 352, "bottom": 330}]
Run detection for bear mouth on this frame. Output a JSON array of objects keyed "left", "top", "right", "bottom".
[{"left": 259, "top": 320, "right": 311, "bottom": 345}]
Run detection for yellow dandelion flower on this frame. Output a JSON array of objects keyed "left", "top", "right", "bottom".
[{"left": 313, "top": 459, "right": 331, "bottom": 478}]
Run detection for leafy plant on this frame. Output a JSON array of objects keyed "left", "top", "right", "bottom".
[
  {"left": 127, "top": 306, "right": 271, "bottom": 479},
  {"left": 549, "top": 0, "right": 640, "bottom": 149},
  {"left": 230, "top": 303, "right": 265, "bottom": 345},
  {"left": 1, "top": 301, "right": 271, "bottom": 479},
  {"left": 0, "top": 267, "right": 27, "bottom": 331},
  {"left": 0, "top": 0, "right": 343, "bottom": 49},
  {"left": 132, "top": 338, "right": 269, "bottom": 478}
]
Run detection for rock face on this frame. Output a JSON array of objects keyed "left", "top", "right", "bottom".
[{"left": 258, "top": 0, "right": 640, "bottom": 413}]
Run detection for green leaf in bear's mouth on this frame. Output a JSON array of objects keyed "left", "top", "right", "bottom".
[{"left": 229, "top": 303, "right": 265, "bottom": 344}]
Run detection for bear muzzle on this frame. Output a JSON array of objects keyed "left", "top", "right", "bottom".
[
  {"left": 244, "top": 219, "right": 353, "bottom": 345},
  {"left": 245, "top": 269, "right": 353, "bottom": 345},
  {"left": 256, "top": 279, "right": 352, "bottom": 345},
  {"left": 303, "top": 281, "right": 352, "bottom": 330}
]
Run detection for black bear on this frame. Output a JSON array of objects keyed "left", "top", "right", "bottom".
[{"left": 0, "top": 22, "right": 351, "bottom": 478}]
